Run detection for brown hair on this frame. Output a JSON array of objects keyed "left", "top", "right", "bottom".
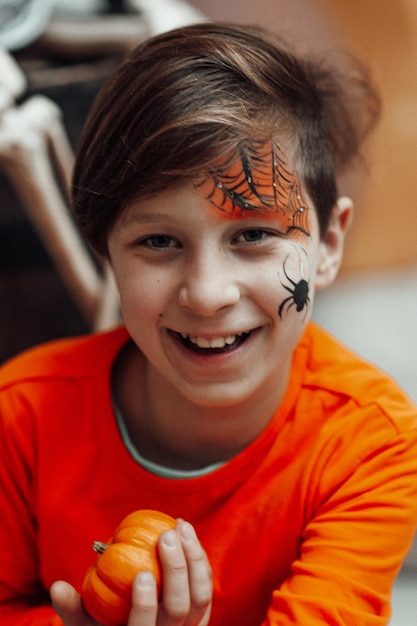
[{"left": 72, "top": 22, "right": 380, "bottom": 257}]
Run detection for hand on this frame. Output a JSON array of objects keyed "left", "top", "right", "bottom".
[{"left": 51, "top": 520, "right": 212, "bottom": 626}]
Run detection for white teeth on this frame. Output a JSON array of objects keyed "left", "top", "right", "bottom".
[
  {"left": 181, "top": 333, "right": 242, "bottom": 349},
  {"left": 194, "top": 337, "right": 212, "bottom": 349},
  {"left": 211, "top": 337, "right": 228, "bottom": 348}
]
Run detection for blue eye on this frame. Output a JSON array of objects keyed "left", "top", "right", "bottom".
[
  {"left": 241, "top": 229, "right": 266, "bottom": 242},
  {"left": 235, "top": 229, "right": 275, "bottom": 244},
  {"left": 142, "top": 235, "right": 176, "bottom": 249}
]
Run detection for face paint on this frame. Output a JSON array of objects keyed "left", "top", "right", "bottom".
[
  {"left": 278, "top": 242, "right": 311, "bottom": 319},
  {"left": 197, "top": 140, "right": 311, "bottom": 236}
]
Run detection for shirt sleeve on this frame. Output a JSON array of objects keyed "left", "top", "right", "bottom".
[
  {"left": 0, "top": 384, "right": 63, "bottom": 625},
  {"left": 1, "top": 606, "right": 63, "bottom": 626},
  {"left": 264, "top": 417, "right": 417, "bottom": 625}
]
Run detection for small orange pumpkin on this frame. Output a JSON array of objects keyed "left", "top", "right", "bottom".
[{"left": 82, "top": 509, "right": 177, "bottom": 626}]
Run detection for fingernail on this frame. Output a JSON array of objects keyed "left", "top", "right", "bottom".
[
  {"left": 162, "top": 529, "right": 179, "bottom": 549},
  {"left": 178, "top": 521, "right": 195, "bottom": 543},
  {"left": 136, "top": 571, "right": 156, "bottom": 590}
]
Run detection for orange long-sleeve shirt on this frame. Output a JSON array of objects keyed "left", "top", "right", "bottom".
[{"left": 1, "top": 323, "right": 417, "bottom": 625}]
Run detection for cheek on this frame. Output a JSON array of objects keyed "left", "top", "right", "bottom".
[
  {"left": 114, "top": 266, "right": 164, "bottom": 321},
  {"left": 275, "top": 242, "right": 313, "bottom": 321}
]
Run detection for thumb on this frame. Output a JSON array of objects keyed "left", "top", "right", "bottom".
[{"left": 50, "top": 581, "right": 94, "bottom": 625}]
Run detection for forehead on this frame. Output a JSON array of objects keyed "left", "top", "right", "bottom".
[{"left": 196, "top": 140, "right": 311, "bottom": 237}]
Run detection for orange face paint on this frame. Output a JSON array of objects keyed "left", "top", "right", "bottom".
[{"left": 197, "top": 140, "right": 310, "bottom": 236}]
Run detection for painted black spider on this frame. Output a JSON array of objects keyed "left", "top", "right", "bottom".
[{"left": 278, "top": 252, "right": 310, "bottom": 318}]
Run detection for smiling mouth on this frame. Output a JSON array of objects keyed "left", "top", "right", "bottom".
[{"left": 170, "top": 330, "right": 252, "bottom": 354}]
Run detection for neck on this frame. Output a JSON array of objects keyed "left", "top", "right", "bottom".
[{"left": 113, "top": 342, "right": 289, "bottom": 471}]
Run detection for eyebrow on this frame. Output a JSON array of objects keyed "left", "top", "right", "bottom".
[{"left": 119, "top": 211, "right": 175, "bottom": 227}]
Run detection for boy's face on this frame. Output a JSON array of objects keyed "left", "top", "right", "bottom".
[{"left": 107, "top": 147, "right": 345, "bottom": 410}]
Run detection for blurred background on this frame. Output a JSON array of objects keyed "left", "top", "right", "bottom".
[{"left": 0, "top": 1, "right": 416, "bottom": 622}]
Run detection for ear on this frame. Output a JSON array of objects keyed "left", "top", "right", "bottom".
[{"left": 314, "top": 196, "right": 353, "bottom": 290}]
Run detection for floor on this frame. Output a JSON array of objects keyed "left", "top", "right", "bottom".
[
  {"left": 391, "top": 570, "right": 417, "bottom": 625},
  {"left": 313, "top": 264, "right": 417, "bottom": 625}
]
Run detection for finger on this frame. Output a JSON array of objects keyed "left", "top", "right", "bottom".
[
  {"left": 177, "top": 521, "right": 212, "bottom": 626},
  {"left": 128, "top": 571, "right": 158, "bottom": 626},
  {"left": 50, "top": 580, "right": 96, "bottom": 626},
  {"left": 158, "top": 528, "right": 190, "bottom": 623}
]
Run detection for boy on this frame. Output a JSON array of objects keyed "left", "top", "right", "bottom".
[{"left": 1, "top": 22, "right": 417, "bottom": 626}]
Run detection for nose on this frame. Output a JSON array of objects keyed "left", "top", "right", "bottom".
[{"left": 178, "top": 249, "right": 240, "bottom": 316}]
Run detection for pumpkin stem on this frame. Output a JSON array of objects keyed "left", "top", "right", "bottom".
[{"left": 92, "top": 541, "right": 108, "bottom": 554}]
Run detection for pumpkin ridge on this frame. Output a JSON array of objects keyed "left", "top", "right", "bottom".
[{"left": 82, "top": 509, "right": 177, "bottom": 626}]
